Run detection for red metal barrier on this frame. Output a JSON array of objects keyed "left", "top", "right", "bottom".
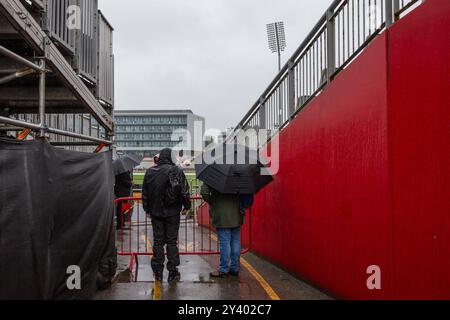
[{"left": 114, "top": 196, "right": 251, "bottom": 276}]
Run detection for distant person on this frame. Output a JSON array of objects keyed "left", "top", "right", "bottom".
[
  {"left": 200, "top": 183, "right": 245, "bottom": 278},
  {"left": 142, "top": 148, "right": 191, "bottom": 283},
  {"left": 114, "top": 170, "right": 133, "bottom": 230},
  {"left": 153, "top": 153, "right": 160, "bottom": 165}
]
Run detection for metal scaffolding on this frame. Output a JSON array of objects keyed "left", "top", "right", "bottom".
[{"left": 0, "top": 0, "right": 113, "bottom": 147}]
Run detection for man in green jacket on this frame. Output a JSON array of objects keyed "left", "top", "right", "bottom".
[{"left": 200, "top": 183, "right": 244, "bottom": 278}]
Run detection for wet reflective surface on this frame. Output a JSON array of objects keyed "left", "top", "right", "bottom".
[
  {"left": 95, "top": 251, "right": 331, "bottom": 300},
  {"left": 95, "top": 200, "right": 331, "bottom": 300}
]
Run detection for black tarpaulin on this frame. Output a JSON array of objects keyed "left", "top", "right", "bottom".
[{"left": 0, "top": 138, "right": 115, "bottom": 300}]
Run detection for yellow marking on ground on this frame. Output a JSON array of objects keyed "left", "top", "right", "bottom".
[
  {"left": 138, "top": 234, "right": 160, "bottom": 299},
  {"left": 240, "top": 257, "right": 280, "bottom": 300},
  {"left": 209, "top": 234, "right": 280, "bottom": 300},
  {"left": 153, "top": 280, "right": 161, "bottom": 300}
]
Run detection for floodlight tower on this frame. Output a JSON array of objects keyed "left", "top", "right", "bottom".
[{"left": 266, "top": 21, "right": 286, "bottom": 71}]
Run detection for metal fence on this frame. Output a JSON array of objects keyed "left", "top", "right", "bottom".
[
  {"left": 11, "top": 113, "right": 102, "bottom": 151},
  {"left": 45, "top": 0, "right": 75, "bottom": 54},
  {"left": 115, "top": 196, "right": 251, "bottom": 280},
  {"left": 96, "top": 11, "right": 114, "bottom": 107},
  {"left": 75, "top": 0, "right": 98, "bottom": 83},
  {"left": 0, "top": 0, "right": 113, "bottom": 146},
  {"left": 44, "top": 0, "right": 99, "bottom": 83},
  {"left": 230, "top": 0, "right": 422, "bottom": 147}
]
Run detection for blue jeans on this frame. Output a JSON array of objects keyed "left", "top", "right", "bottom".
[{"left": 217, "top": 227, "right": 241, "bottom": 273}]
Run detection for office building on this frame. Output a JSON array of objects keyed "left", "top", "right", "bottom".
[{"left": 114, "top": 110, "right": 205, "bottom": 158}]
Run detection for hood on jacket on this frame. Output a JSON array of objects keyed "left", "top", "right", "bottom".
[{"left": 158, "top": 148, "right": 175, "bottom": 165}]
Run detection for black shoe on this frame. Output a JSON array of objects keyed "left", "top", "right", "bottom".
[
  {"left": 154, "top": 272, "right": 163, "bottom": 282},
  {"left": 210, "top": 271, "right": 228, "bottom": 279},
  {"left": 228, "top": 271, "right": 239, "bottom": 277},
  {"left": 168, "top": 271, "right": 181, "bottom": 283}
]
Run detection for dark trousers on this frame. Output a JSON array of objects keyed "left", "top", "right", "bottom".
[
  {"left": 151, "top": 215, "right": 181, "bottom": 273},
  {"left": 116, "top": 202, "right": 123, "bottom": 229}
]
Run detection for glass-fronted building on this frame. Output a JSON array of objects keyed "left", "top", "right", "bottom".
[{"left": 114, "top": 110, "right": 205, "bottom": 158}]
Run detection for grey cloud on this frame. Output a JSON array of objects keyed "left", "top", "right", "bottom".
[{"left": 99, "top": 0, "right": 331, "bottom": 130}]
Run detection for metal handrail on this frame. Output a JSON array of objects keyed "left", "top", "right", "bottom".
[
  {"left": 0, "top": 0, "right": 114, "bottom": 132},
  {"left": 0, "top": 115, "right": 112, "bottom": 145},
  {"left": 0, "top": 0, "right": 114, "bottom": 146},
  {"left": 229, "top": 0, "right": 421, "bottom": 147},
  {"left": 0, "top": 46, "right": 46, "bottom": 72}
]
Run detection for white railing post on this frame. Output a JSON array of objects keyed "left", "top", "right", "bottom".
[
  {"left": 386, "top": 0, "right": 394, "bottom": 27},
  {"left": 259, "top": 97, "right": 266, "bottom": 130},
  {"left": 326, "top": 9, "right": 336, "bottom": 84},
  {"left": 288, "top": 60, "right": 296, "bottom": 120}
]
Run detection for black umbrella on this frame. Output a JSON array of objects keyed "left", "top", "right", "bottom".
[
  {"left": 195, "top": 143, "right": 273, "bottom": 194},
  {"left": 113, "top": 153, "right": 143, "bottom": 175}
]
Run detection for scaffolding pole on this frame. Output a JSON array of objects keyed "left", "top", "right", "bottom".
[
  {"left": 0, "top": 116, "right": 112, "bottom": 145},
  {"left": 0, "top": 68, "right": 36, "bottom": 85},
  {"left": 0, "top": 45, "right": 45, "bottom": 72},
  {"left": 0, "top": 45, "right": 113, "bottom": 146},
  {"left": 38, "top": 59, "right": 46, "bottom": 137}
]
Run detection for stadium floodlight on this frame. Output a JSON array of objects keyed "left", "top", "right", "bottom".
[{"left": 266, "top": 21, "right": 286, "bottom": 71}]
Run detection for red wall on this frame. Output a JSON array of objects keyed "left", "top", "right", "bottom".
[
  {"left": 250, "top": 0, "right": 450, "bottom": 299},
  {"left": 388, "top": 0, "right": 450, "bottom": 299}
]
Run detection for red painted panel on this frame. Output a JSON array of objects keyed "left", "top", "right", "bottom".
[
  {"left": 388, "top": 0, "right": 450, "bottom": 299},
  {"left": 248, "top": 0, "right": 449, "bottom": 299},
  {"left": 248, "top": 189, "right": 267, "bottom": 255},
  {"left": 197, "top": 203, "right": 211, "bottom": 228},
  {"left": 253, "top": 33, "right": 393, "bottom": 299}
]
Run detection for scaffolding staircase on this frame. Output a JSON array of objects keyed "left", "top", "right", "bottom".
[{"left": 0, "top": 0, "right": 114, "bottom": 147}]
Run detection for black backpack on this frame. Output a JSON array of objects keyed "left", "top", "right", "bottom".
[{"left": 162, "top": 166, "right": 183, "bottom": 207}]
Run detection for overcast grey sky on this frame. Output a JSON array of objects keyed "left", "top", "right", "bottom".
[{"left": 99, "top": 0, "right": 331, "bottom": 130}]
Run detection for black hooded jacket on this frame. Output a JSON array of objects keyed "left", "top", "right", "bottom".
[
  {"left": 142, "top": 148, "right": 191, "bottom": 217},
  {"left": 114, "top": 171, "right": 132, "bottom": 198}
]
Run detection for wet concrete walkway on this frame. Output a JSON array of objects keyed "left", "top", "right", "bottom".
[
  {"left": 95, "top": 250, "right": 331, "bottom": 300},
  {"left": 95, "top": 201, "right": 331, "bottom": 300}
]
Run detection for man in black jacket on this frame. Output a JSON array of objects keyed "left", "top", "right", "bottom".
[
  {"left": 142, "top": 148, "right": 191, "bottom": 283},
  {"left": 114, "top": 170, "right": 133, "bottom": 230}
]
